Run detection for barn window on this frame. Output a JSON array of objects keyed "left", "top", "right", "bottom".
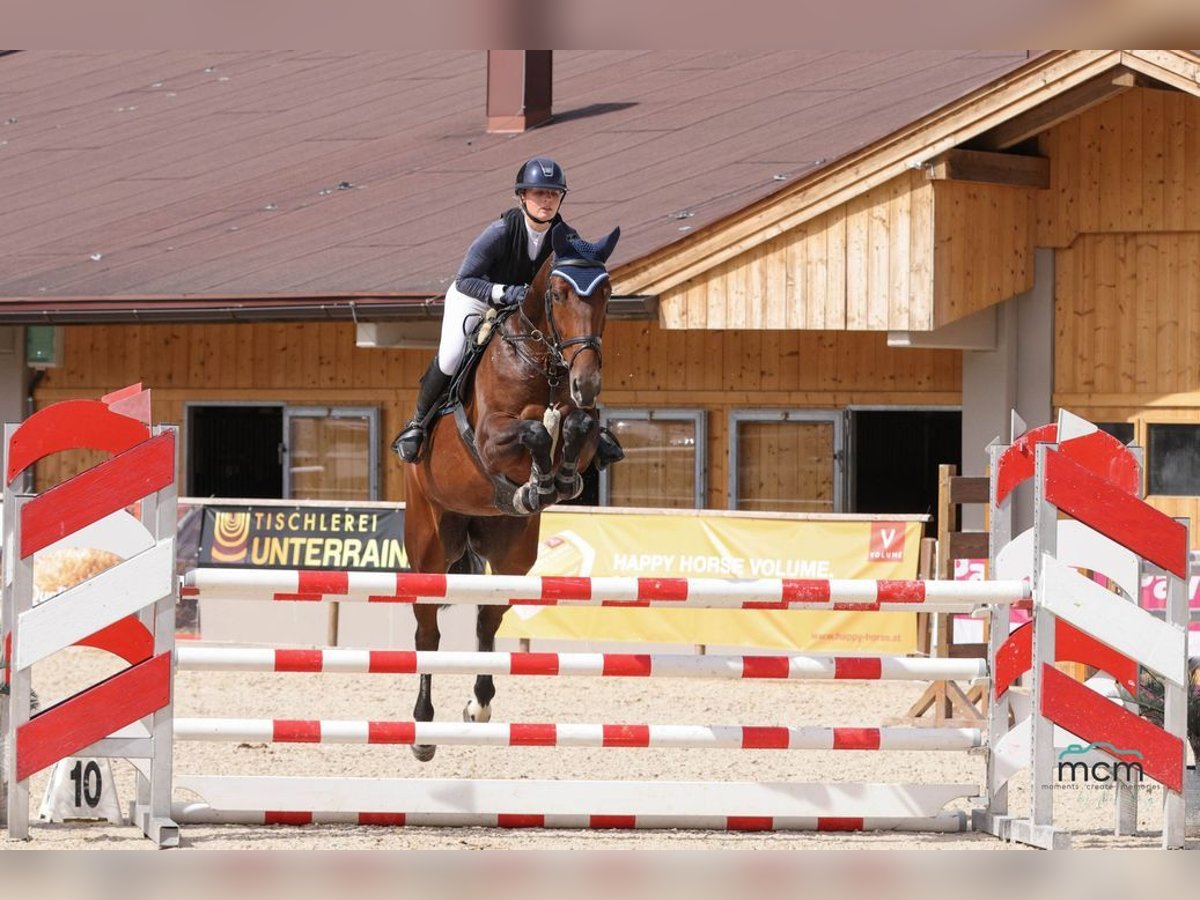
[
  {"left": 284, "top": 407, "right": 380, "bottom": 501},
  {"left": 729, "top": 410, "right": 844, "bottom": 513},
  {"left": 1146, "top": 423, "right": 1200, "bottom": 496},
  {"left": 1095, "top": 422, "right": 1135, "bottom": 446},
  {"left": 598, "top": 409, "right": 706, "bottom": 508},
  {"left": 185, "top": 403, "right": 380, "bottom": 501}
]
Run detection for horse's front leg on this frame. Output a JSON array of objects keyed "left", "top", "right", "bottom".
[
  {"left": 511, "top": 419, "right": 557, "bottom": 515},
  {"left": 411, "top": 605, "right": 439, "bottom": 762},
  {"left": 556, "top": 409, "right": 597, "bottom": 501}
]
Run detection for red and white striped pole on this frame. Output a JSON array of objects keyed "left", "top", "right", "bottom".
[
  {"left": 176, "top": 646, "right": 988, "bottom": 682},
  {"left": 173, "top": 717, "right": 982, "bottom": 751},
  {"left": 182, "top": 568, "right": 1029, "bottom": 612}
]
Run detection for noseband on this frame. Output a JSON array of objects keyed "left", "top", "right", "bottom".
[{"left": 501, "top": 260, "right": 605, "bottom": 391}]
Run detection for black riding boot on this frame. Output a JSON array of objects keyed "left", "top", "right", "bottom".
[
  {"left": 593, "top": 425, "right": 625, "bottom": 471},
  {"left": 391, "top": 358, "right": 453, "bottom": 463}
]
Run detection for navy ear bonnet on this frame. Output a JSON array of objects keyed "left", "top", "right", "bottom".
[{"left": 550, "top": 224, "right": 621, "bottom": 297}]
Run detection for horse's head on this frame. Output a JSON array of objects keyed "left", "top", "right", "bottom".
[{"left": 536, "top": 223, "right": 620, "bottom": 409}]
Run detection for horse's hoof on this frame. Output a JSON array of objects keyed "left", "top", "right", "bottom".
[
  {"left": 411, "top": 744, "right": 436, "bottom": 762},
  {"left": 464, "top": 699, "right": 491, "bottom": 723},
  {"left": 556, "top": 474, "right": 583, "bottom": 501}
]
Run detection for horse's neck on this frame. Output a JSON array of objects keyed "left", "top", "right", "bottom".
[
  {"left": 520, "top": 280, "right": 547, "bottom": 331},
  {"left": 512, "top": 284, "right": 552, "bottom": 345},
  {"left": 472, "top": 298, "right": 555, "bottom": 410}
]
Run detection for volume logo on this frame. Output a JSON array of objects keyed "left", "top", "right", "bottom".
[{"left": 868, "top": 522, "right": 905, "bottom": 561}]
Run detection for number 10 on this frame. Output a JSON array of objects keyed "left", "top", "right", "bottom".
[{"left": 69, "top": 759, "right": 102, "bottom": 808}]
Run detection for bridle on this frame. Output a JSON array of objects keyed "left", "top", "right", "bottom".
[{"left": 500, "top": 258, "right": 605, "bottom": 394}]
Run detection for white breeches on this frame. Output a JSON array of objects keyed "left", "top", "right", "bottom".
[{"left": 438, "top": 282, "right": 489, "bottom": 375}]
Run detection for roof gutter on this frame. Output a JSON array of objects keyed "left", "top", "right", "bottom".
[{"left": 0, "top": 294, "right": 658, "bottom": 325}]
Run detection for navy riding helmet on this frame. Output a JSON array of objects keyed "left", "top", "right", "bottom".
[{"left": 515, "top": 157, "right": 567, "bottom": 194}]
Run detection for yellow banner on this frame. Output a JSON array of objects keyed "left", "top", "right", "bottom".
[{"left": 497, "top": 511, "right": 923, "bottom": 652}]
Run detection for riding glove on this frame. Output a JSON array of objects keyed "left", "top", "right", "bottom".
[{"left": 490, "top": 284, "right": 528, "bottom": 309}]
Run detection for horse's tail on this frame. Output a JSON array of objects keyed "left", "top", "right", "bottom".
[{"left": 448, "top": 544, "right": 485, "bottom": 576}]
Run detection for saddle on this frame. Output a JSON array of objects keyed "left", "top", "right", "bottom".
[{"left": 445, "top": 306, "right": 505, "bottom": 410}]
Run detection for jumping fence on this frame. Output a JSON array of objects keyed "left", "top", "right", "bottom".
[{"left": 1, "top": 395, "right": 1191, "bottom": 849}]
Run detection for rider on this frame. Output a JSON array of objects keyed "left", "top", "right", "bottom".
[{"left": 392, "top": 156, "right": 625, "bottom": 471}]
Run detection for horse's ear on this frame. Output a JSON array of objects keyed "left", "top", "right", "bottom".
[
  {"left": 550, "top": 222, "right": 574, "bottom": 258},
  {"left": 593, "top": 226, "right": 620, "bottom": 263},
  {"left": 550, "top": 223, "right": 620, "bottom": 262}
]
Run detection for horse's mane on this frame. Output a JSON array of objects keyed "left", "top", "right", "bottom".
[{"left": 530, "top": 252, "right": 553, "bottom": 298}]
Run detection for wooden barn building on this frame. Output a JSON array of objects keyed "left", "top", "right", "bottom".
[{"left": 2, "top": 50, "right": 1200, "bottom": 540}]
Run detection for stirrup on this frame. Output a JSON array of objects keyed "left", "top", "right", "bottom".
[{"left": 392, "top": 421, "right": 427, "bottom": 464}]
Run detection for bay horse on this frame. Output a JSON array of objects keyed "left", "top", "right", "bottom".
[{"left": 402, "top": 222, "right": 619, "bottom": 761}]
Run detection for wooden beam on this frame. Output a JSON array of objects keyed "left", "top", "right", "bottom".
[
  {"left": 1121, "top": 51, "right": 1200, "bottom": 98},
  {"left": 947, "top": 475, "right": 989, "bottom": 504},
  {"left": 973, "top": 69, "right": 1136, "bottom": 151},
  {"left": 1130, "top": 72, "right": 1186, "bottom": 92},
  {"left": 925, "top": 148, "right": 1050, "bottom": 189}
]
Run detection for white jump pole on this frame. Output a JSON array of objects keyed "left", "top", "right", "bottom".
[{"left": 169, "top": 775, "right": 979, "bottom": 833}]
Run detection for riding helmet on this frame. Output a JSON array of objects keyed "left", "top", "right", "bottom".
[{"left": 515, "top": 157, "right": 567, "bottom": 194}]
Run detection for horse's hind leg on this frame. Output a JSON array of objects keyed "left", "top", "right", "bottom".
[
  {"left": 404, "top": 473, "right": 467, "bottom": 763},
  {"left": 465, "top": 604, "right": 505, "bottom": 723},
  {"left": 466, "top": 518, "right": 541, "bottom": 723},
  {"left": 411, "top": 606, "right": 439, "bottom": 762},
  {"left": 556, "top": 409, "right": 597, "bottom": 501}
]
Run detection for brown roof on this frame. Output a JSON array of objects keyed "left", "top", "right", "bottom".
[{"left": 0, "top": 50, "right": 1033, "bottom": 321}]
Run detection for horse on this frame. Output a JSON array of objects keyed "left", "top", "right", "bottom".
[{"left": 402, "top": 222, "right": 620, "bottom": 761}]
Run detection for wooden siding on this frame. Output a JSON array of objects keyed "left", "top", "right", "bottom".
[
  {"left": 1044, "top": 90, "right": 1200, "bottom": 546},
  {"left": 1055, "top": 234, "right": 1200, "bottom": 547},
  {"left": 734, "top": 419, "right": 835, "bottom": 513},
  {"left": 932, "top": 179, "right": 1035, "bottom": 327},
  {"left": 34, "top": 320, "right": 961, "bottom": 506},
  {"left": 605, "top": 418, "right": 698, "bottom": 509},
  {"left": 658, "top": 171, "right": 931, "bottom": 332},
  {"left": 1036, "top": 88, "right": 1200, "bottom": 247},
  {"left": 660, "top": 168, "right": 1033, "bottom": 333},
  {"left": 1055, "top": 233, "right": 1200, "bottom": 403}
]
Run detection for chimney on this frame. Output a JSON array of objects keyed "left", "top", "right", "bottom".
[{"left": 487, "top": 51, "right": 552, "bottom": 133}]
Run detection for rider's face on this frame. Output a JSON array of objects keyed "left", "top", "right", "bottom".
[{"left": 521, "top": 188, "right": 564, "bottom": 222}]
